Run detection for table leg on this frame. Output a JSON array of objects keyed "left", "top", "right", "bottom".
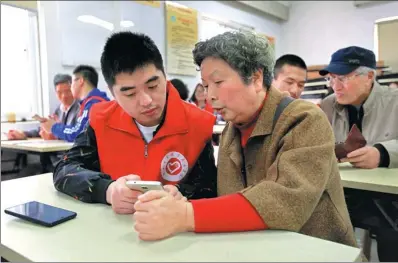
[{"left": 39, "top": 153, "right": 53, "bottom": 173}]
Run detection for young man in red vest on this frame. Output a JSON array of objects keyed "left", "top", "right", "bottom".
[{"left": 53, "top": 32, "right": 217, "bottom": 214}]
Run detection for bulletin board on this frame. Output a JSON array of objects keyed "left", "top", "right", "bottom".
[{"left": 165, "top": 2, "right": 199, "bottom": 76}]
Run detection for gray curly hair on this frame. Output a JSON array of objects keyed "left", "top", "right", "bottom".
[{"left": 192, "top": 31, "right": 274, "bottom": 90}]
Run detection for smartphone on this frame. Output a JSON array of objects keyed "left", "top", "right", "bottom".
[
  {"left": 4, "top": 201, "right": 77, "bottom": 227},
  {"left": 32, "top": 114, "right": 47, "bottom": 123},
  {"left": 125, "top": 181, "right": 163, "bottom": 192}
]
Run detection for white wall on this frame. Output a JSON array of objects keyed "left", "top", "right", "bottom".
[
  {"left": 38, "top": 1, "right": 282, "bottom": 114},
  {"left": 38, "top": 1, "right": 112, "bottom": 116},
  {"left": 281, "top": 1, "right": 398, "bottom": 65}
]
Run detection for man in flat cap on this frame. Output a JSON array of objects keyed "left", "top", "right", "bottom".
[
  {"left": 320, "top": 46, "right": 397, "bottom": 169},
  {"left": 320, "top": 46, "right": 398, "bottom": 262}
]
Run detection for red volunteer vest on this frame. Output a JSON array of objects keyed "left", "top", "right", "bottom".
[
  {"left": 204, "top": 102, "right": 214, "bottom": 114},
  {"left": 89, "top": 82, "right": 216, "bottom": 185}
]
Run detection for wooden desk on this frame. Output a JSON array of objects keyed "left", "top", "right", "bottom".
[
  {"left": 1, "top": 174, "right": 361, "bottom": 262},
  {"left": 1, "top": 139, "right": 73, "bottom": 153},
  {"left": 339, "top": 163, "right": 398, "bottom": 195}
]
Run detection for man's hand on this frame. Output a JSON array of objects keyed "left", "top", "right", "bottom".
[
  {"left": 163, "top": 185, "right": 187, "bottom": 202},
  {"left": 39, "top": 129, "right": 57, "bottom": 140},
  {"left": 340, "top": 146, "right": 380, "bottom": 169},
  {"left": 133, "top": 190, "right": 194, "bottom": 241},
  {"left": 106, "top": 174, "right": 143, "bottom": 214},
  {"left": 7, "top": 130, "right": 26, "bottom": 140},
  {"left": 40, "top": 118, "right": 57, "bottom": 133},
  {"left": 48, "top": 114, "right": 60, "bottom": 123}
]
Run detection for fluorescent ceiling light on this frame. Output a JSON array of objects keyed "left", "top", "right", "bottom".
[
  {"left": 77, "top": 15, "right": 114, "bottom": 31},
  {"left": 120, "top": 20, "right": 135, "bottom": 28}
]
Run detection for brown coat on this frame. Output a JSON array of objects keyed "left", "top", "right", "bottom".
[{"left": 217, "top": 87, "right": 358, "bottom": 247}]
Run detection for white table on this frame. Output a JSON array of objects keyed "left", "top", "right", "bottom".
[
  {"left": 213, "top": 125, "right": 225, "bottom": 134},
  {"left": 1, "top": 139, "right": 73, "bottom": 174},
  {"left": 1, "top": 139, "right": 73, "bottom": 153},
  {"left": 1, "top": 174, "right": 361, "bottom": 262},
  {"left": 339, "top": 163, "right": 398, "bottom": 195}
]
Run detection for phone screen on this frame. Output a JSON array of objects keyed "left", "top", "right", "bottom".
[{"left": 5, "top": 201, "right": 76, "bottom": 226}]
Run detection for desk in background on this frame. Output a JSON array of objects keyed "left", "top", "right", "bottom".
[
  {"left": 1, "top": 174, "right": 361, "bottom": 262},
  {"left": 1, "top": 139, "right": 73, "bottom": 153},
  {"left": 339, "top": 163, "right": 398, "bottom": 195},
  {"left": 1, "top": 139, "right": 73, "bottom": 173},
  {"left": 339, "top": 163, "right": 398, "bottom": 259}
]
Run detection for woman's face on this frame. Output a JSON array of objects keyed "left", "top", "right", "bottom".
[{"left": 195, "top": 85, "right": 207, "bottom": 102}]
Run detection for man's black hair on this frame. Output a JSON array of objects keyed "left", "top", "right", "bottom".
[
  {"left": 170, "top": 79, "right": 189, "bottom": 101},
  {"left": 101, "top": 31, "right": 165, "bottom": 88},
  {"left": 73, "top": 65, "right": 98, "bottom": 88},
  {"left": 273, "top": 54, "right": 307, "bottom": 79}
]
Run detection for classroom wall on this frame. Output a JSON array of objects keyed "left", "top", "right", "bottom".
[
  {"left": 38, "top": 1, "right": 283, "bottom": 114},
  {"left": 281, "top": 1, "right": 398, "bottom": 65}
]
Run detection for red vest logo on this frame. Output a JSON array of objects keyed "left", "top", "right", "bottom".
[{"left": 161, "top": 152, "right": 189, "bottom": 182}]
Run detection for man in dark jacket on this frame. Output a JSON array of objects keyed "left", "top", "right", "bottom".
[{"left": 40, "top": 65, "right": 110, "bottom": 142}]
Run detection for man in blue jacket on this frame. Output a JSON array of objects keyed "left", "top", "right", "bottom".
[{"left": 41, "top": 65, "right": 110, "bottom": 142}]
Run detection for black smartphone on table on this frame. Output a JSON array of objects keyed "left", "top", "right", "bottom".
[{"left": 4, "top": 201, "right": 77, "bottom": 227}]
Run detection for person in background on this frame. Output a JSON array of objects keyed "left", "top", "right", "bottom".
[
  {"left": 320, "top": 46, "right": 398, "bottom": 262},
  {"left": 6, "top": 74, "right": 81, "bottom": 174},
  {"left": 52, "top": 32, "right": 217, "bottom": 212},
  {"left": 7, "top": 73, "right": 80, "bottom": 140},
  {"left": 131, "top": 31, "right": 358, "bottom": 252},
  {"left": 170, "top": 78, "right": 189, "bottom": 101},
  {"left": 272, "top": 54, "right": 307, "bottom": 99},
  {"left": 320, "top": 46, "right": 397, "bottom": 169},
  {"left": 40, "top": 65, "right": 110, "bottom": 142},
  {"left": 190, "top": 83, "right": 213, "bottom": 113}
]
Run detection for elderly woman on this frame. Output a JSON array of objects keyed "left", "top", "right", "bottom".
[{"left": 133, "top": 31, "right": 358, "bottom": 249}]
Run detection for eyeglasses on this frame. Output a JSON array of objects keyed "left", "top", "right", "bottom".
[{"left": 325, "top": 74, "right": 361, "bottom": 85}]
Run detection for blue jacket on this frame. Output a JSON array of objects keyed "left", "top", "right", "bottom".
[{"left": 51, "top": 88, "right": 110, "bottom": 142}]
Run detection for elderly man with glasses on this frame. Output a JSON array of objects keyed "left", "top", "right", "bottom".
[
  {"left": 320, "top": 46, "right": 398, "bottom": 169},
  {"left": 320, "top": 46, "right": 398, "bottom": 262}
]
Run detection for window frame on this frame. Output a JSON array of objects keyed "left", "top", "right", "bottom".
[{"left": 1, "top": 3, "right": 43, "bottom": 122}]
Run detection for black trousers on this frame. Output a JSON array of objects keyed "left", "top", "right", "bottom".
[{"left": 345, "top": 188, "right": 398, "bottom": 262}]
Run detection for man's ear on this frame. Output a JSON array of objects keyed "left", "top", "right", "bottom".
[{"left": 367, "top": 70, "right": 375, "bottom": 81}]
